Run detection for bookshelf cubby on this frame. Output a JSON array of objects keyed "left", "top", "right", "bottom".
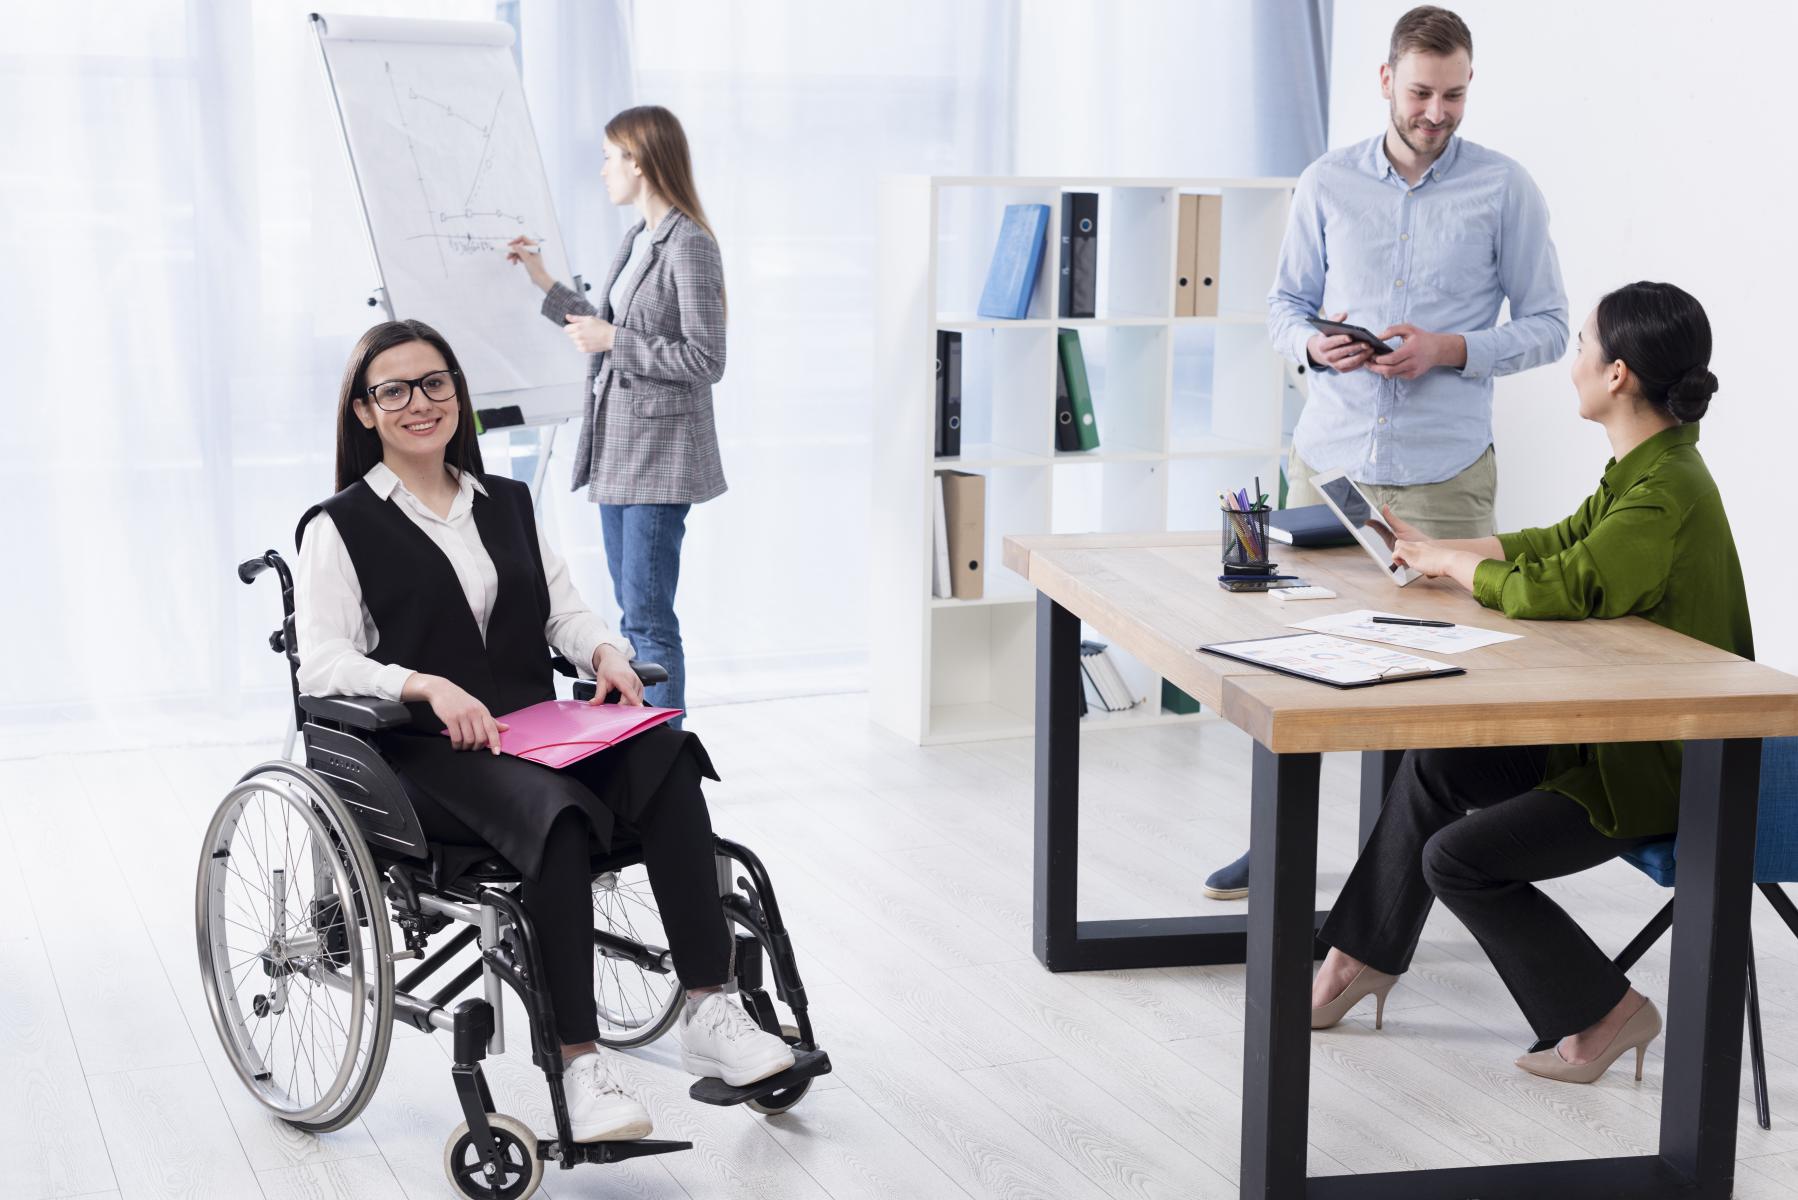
[{"left": 872, "top": 175, "right": 1297, "bottom": 744}]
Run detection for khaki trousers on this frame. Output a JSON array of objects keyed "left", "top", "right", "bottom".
[{"left": 1285, "top": 444, "right": 1497, "bottom": 540}]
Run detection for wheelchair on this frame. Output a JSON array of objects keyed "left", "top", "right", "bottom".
[{"left": 196, "top": 550, "right": 830, "bottom": 1199}]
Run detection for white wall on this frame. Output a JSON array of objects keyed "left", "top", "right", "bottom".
[{"left": 1329, "top": 0, "right": 1798, "bottom": 671}]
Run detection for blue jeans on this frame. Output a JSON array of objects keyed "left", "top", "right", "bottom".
[{"left": 598, "top": 503, "right": 689, "bottom": 727}]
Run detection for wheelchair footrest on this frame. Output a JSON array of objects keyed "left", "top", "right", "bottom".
[
  {"left": 687, "top": 1048, "right": 832, "bottom": 1107},
  {"left": 552, "top": 1137, "right": 693, "bottom": 1165}
]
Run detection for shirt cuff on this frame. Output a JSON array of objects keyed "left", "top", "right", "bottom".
[
  {"left": 1472, "top": 558, "right": 1514, "bottom": 609},
  {"left": 373, "top": 662, "right": 414, "bottom": 702},
  {"left": 1495, "top": 531, "right": 1528, "bottom": 560},
  {"left": 1459, "top": 329, "right": 1496, "bottom": 380}
]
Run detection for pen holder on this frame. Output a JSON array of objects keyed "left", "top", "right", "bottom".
[{"left": 1221, "top": 505, "right": 1271, "bottom": 570}]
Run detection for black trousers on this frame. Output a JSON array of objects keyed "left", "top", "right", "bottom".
[
  {"left": 410, "top": 750, "right": 732, "bottom": 1044},
  {"left": 1319, "top": 745, "right": 1660, "bottom": 1041}
]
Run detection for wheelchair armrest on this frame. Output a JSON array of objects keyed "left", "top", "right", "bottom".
[
  {"left": 299, "top": 694, "right": 412, "bottom": 732},
  {"left": 571, "top": 661, "right": 669, "bottom": 703}
]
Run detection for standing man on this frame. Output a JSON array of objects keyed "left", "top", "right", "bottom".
[{"left": 1204, "top": 5, "right": 1568, "bottom": 901}]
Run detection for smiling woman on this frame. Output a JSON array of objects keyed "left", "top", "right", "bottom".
[
  {"left": 290, "top": 318, "right": 799, "bottom": 1142},
  {"left": 331, "top": 320, "right": 486, "bottom": 500}
]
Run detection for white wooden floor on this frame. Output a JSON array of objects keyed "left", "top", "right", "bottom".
[{"left": 5, "top": 692, "right": 1798, "bottom": 1199}]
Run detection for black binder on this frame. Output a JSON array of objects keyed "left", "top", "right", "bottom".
[
  {"left": 935, "top": 330, "right": 962, "bottom": 457},
  {"left": 1059, "top": 192, "right": 1097, "bottom": 318},
  {"left": 1054, "top": 350, "right": 1078, "bottom": 451}
]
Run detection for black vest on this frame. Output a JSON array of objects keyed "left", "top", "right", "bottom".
[{"left": 297, "top": 474, "right": 555, "bottom": 732}]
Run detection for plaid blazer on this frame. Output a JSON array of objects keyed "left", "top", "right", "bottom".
[{"left": 541, "top": 209, "right": 727, "bottom": 505}]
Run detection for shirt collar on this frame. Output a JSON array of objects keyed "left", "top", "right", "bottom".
[
  {"left": 1366, "top": 130, "right": 1462, "bottom": 185},
  {"left": 1603, "top": 422, "right": 1700, "bottom": 497},
  {"left": 363, "top": 461, "right": 486, "bottom": 511}
]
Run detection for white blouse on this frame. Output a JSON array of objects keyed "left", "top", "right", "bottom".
[{"left": 294, "top": 463, "right": 631, "bottom": 701}]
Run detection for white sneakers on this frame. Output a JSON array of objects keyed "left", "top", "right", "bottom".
[
  {"left": 556, "top": 993, "right": 795, "bottom": 1143},
  {"left": 678, "top": 991, "right": 797, "bottom": 1088},
  {"left": 559, "top": 1052, "right": 653, "bottom": 1142}
]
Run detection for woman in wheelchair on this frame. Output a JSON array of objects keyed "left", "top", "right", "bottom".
[{"left": 292, "top": 318, "right": 793, "bottom": 1142}]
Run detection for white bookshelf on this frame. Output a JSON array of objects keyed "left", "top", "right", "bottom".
[{"left": 871, "top": 175, "right": 1297, "bottom": 745}]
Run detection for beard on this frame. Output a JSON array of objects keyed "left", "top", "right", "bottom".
[{"left": 1388, "top": 100, "right": 1456, "bottom": 157}]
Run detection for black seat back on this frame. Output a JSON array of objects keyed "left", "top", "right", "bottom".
[{"left": 240, "top": 549, "right": 430, "bottom": 860}]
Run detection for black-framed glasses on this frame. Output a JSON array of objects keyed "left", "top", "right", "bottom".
[{"left": 365, "top": 370, "right": 458, "bottom": 411}]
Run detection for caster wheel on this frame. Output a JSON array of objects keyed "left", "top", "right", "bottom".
[
  {"left": 443, "top": 1113, "right": 541, "bottom": 1200},
  {"left": 747, "top": 1025, "right": 813, "bottom": 1116}
]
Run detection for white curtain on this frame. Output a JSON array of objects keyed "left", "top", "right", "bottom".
[
  {"left": 0, "top": 0, "right": 1016, "bottom": 753},
  {"left": 1015, "top": 0, "right": 1331, "bottom": 178},
  {"left": 525, "top": 0, "right": 1018, "bottom": 705}
]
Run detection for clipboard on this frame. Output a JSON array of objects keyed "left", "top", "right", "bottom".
[{"left": 1200, "top": 633, "right": 1466, "bottom": 690}]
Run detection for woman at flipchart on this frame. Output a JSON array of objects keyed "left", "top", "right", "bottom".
[{"left": 507, "top": 105, "right": 724, "bottom": 726}]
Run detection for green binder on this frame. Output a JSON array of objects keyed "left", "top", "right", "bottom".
[
  {"left": 1161, "top": 679, "right": 1202, "bottom": 715},
  {"left": 1057, "top": 329, "right": 1100, "bottom": 451}
]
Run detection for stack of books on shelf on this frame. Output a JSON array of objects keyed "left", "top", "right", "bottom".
[
  {"left": 1079, "top": 640, "right": 1140, "bottom": 714},
  {"left": 931, "top": 469, "right": 984, "bottom": 600}
]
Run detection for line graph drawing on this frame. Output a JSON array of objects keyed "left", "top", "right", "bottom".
[{"left": 384, "top": 62, "right": 526, "bottom": 278}]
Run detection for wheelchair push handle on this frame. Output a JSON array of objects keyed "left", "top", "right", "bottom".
[{"left": 237, "top": 553, "right": 275, "bottom": 584}]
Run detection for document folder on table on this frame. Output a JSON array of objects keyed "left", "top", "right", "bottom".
[
  {"left": 456, "top": 700, "right": 684, "bottom": 768},
  {"left": 1200, "top": 633, "right": 1464, "bottom": 689}
]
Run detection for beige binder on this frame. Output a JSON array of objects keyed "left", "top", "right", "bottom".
[
  {"left": 1175, "top": 194, "right": 1199, "bottom": 317},
  {"left": 1193, "top": 194, "right": 1223, "bottom": 317},
  {"left": 938, "top": 469, "right": 986, "bottom": 600}
]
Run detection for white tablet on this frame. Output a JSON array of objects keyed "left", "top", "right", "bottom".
[{"left": 1308, "top": 470, "right": 1421, "bottom": 586}]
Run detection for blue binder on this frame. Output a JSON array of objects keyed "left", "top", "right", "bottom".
[{"left": 977, "top": 204, "right": 1050, "bottom": 319}]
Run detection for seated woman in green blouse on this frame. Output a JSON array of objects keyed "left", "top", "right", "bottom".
[{"left": 1309, "top": 281, "right": 1751, "bottom": 1085}]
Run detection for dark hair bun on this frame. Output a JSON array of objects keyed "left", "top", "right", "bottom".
[
  {"left": 1595, "top": 282, "right": 1715, "bottom": 425},
  {"left": 1666, "top": 365, "right": 1717, "bottom": 423}
]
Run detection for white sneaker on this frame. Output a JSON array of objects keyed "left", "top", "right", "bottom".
[
  {"left": 559, "top": 1052, "right": 653, "bottom": 1142},
  {"left": 678, "top": 992, "right": 797, "bottom": 1088}
]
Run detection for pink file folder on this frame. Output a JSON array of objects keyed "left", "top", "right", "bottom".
[{"left": 444, "top": 700, "right": 683, "bottom": 768}]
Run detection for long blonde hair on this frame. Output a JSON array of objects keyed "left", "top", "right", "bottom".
[{"left": 606, "top": 106, "right": 724, "bottom": 312}]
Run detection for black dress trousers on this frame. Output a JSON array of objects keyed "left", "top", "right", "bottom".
[
  {"left": 381, "top": 724, "right": 731, "bottom": 1042},
  {"left": 1319, "top": 745, "right": 1662, "bottom": 1041}
]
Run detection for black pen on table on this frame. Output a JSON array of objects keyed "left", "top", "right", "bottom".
[{"left": 1372, "top": 616, "right": 1455, "bottom": 628}]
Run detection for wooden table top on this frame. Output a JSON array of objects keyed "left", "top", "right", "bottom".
[{"left": 1003, "top": 531, "right": 1798, "bottom": 754}]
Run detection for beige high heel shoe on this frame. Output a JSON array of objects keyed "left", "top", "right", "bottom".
[
  {"left": 1514, "top": 999, "right": 1662, "bottom": 1084},
  {"left": 1311, "top": 964, "right": 1400, "bottom": 1030}
]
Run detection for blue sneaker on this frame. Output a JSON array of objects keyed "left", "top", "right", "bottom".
[{"left": 1203, "top": 850, "right": 1250, "bottom": 900}]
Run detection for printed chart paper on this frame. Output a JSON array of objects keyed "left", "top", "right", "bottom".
[{"left": 1289, "top": 609, "right": 1522, "bottom": 654}]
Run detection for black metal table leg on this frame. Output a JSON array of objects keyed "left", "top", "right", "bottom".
[
  {"left": 1032, "top": 593, "right": 1330, "bottom": 973},
  {"left": 1033, "top": 593, "right": 1083, "bottom": 969},
  {"left": 1240, "top": 743, "right": 1320, "bottom": 1200},
  {"left": 1658, "top": 737, "right": 1761, "bottom": 1196}
]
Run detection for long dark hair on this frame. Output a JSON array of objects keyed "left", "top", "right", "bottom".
[
  {"left": 333, "top": 319, "right": 485, "bottom": 493},
  {"left": 1595, "top": 282, "right": 1719, "bottom": 424}
]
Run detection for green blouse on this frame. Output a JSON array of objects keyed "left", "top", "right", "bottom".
[{"left": 1470, "top": 423, "right": 1754, "bottom": 837}]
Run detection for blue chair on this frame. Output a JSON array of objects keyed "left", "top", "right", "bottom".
[{"left": 1538, "top": 738, "right": 1798, "bottom": 1129}]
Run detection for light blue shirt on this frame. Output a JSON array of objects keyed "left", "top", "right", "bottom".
[{"left": 1268, "top": 134, "right": 1568, "bottom": 486}]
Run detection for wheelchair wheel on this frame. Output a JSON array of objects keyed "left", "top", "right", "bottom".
[
  {"left": 196, "top": 761, "right": 394, "bottom": 1132},
  {"left": 746, "top": 1024, "right": 813, "bottom": 1116},
  {"left": 591, "top": 864, "right": 683, "bottom": 1049},
  {"left": 443, "top": 1113, "right": 540, "bottom": 1200}
]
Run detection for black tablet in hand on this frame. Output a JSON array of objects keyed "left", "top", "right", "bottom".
[{"left": 1305, "top": 316, "right": 1394, "bottom": 356}]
